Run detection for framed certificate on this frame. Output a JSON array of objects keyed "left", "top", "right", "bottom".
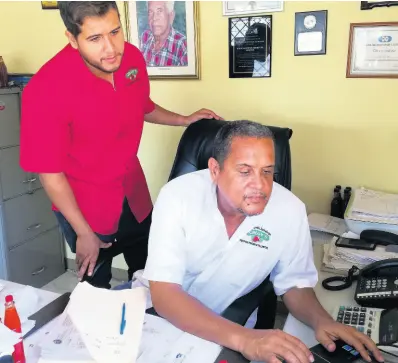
[
  {"left": 346, "top": 22, "right": 398, "bottom": 78},
  {"left": 294, "top": 10, "right": 327, "bottom": 56}
]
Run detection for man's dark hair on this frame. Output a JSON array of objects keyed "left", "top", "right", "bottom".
[
  {"left": 58, "top": 2, "right": 120, "bottom": 38},
  {"left": 212, "top": 120, "right": 274, "bottom": 168}
]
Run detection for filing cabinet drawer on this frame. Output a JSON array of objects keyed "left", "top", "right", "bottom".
[
  {"left": 0, "top": 146, "right": 29, "bottom": 200},
  {"left": 0, "top": 93, "right": 20, "bottom": 148},
  {"left": 3, "top": 188, "right": 57, "bottom": 248},
  {"left": 8, "top": 228, "right": 65, "bottom": 288}
]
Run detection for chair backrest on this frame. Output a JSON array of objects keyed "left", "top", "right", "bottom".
[{"left": 168, "top": 118, "right": 293, "bottom": 190}]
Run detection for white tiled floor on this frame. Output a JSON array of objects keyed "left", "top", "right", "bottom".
[{"left": 41, "top": 270, "right": 125, "bottom": 295}]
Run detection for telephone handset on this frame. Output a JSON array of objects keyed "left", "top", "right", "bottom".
[{"left": 355, "top": 258, "right": 398, "bottom": 309}]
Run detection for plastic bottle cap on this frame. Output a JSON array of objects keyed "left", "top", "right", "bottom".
[{"left": 5, "top": 295, "right": 13, "bottom": 303}]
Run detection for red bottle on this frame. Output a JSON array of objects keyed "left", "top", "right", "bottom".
[{"left": 4, "top": 295, "right": 26, "bottom": 363}]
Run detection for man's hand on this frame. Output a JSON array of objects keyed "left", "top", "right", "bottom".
[
  {"left": 315, "top": 319, "right": 384, "bottom": 362},
  {"left": 76, "top": 232, "right": 112, "bottom": 280},
  {"left": 239, "top": 328, "right": 314, "bottom": 363},
  {"left": 185, "top": 108, "right": 224, "bottom": 125}
]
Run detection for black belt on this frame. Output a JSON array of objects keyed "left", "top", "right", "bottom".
[{"left": 322, "top": 265, "right": 359, "bottom": 291}]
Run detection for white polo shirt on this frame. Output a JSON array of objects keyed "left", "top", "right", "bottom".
[{"left": 143, "top": 169, "right": 318, "bottom": 315}]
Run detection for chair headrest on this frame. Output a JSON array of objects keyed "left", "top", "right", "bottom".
[{"left": 168, "top": 119, "right": 293, "bottom": 190}]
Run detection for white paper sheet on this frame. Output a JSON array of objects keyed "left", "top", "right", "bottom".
[
  {"left": 136, "top": 314, "right": 222, "bottom": 363},
  {"left": 308, "top": 213, "right": 347, "bottom": 236},
  {"left": 67, "top": 282, "right": 147, "bottom": 363},
  {"left": 0, "top": 322, "right": 20, "bottom": 357}
]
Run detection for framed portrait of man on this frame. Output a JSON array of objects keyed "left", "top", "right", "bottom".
[{"left": 125, "top": 1, "right": 200, "bottom": 79}]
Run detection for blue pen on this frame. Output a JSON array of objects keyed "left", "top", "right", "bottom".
[{"left": 120, "top": 303, "right": 126, "bottom": 335}]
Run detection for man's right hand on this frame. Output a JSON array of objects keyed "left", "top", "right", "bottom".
[
  {"left": 239, "top": 328, "right": 314, "bottom": 363},
  {"left": 76, "top": 232, "right": 112, "bottom": 280}
]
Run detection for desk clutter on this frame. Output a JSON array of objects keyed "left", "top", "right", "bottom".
[{"left": 1, "top": 281, "right": 223, "bottom": 363}]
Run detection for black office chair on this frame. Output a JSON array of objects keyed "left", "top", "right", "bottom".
[
  {"left": 166, "top": 118, "right": 293, "bottom": 328},
  {"left": 98, "top": 118, "right": 293, "bottom": 329}
]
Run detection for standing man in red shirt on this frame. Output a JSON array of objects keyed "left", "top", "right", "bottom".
[{"left": 20, "top": 1, "right": 221, "bottom": 289}]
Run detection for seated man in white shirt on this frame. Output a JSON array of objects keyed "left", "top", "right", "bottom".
[{"left": 142, "top": 120, "right": 384, "bottom": 363}]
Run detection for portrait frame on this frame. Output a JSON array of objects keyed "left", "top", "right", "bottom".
[
  {"left": 346, "top": 22, "right": 398, "bottom": 78},
  {"left": 125, "top": 1, "right": 200, "bottom": 80},
  {"left": 222, "top": 1, "right": 284, "bottom": 16},
  {"left": 41, "top": 1, "right": 58, "bottom": 10}
]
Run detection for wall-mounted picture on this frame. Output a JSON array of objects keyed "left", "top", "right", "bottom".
[
  {"left": 360, "top": 1, "right": 398, "bottom": 10},
  {"left": 346, "top": 22, "right": 398, "bottom": 78},
  {"left": 294, "top": 10, "right": 328, "bottom": 56},
  {"left": 125, "top": 1, "right": 200, "bottom": 80},
  {"left": 223, "top": 1, "right": 283, "bottom": 16},
  {"left": 41, "top": 1, "right": 58, "bottom": 10},
  {"left": 228, "top": 15, "right": 272, "bottom": 78}
]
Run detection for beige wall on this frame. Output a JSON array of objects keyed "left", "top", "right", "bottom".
[{"left": 1, "top": 1, "right": 397, "bottom": 270}]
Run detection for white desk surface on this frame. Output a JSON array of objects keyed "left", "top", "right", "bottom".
[{"left": 283, "top": 241, "right": 358, "bottom": 348}]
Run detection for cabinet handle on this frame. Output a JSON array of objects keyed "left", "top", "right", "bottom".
[
  {"left": 27, "top": 223, "right": 41, "bottom": 231},
  {"left": 23, "top": 177, "right": 37, "bottom": 184},
  {"left": 31, "top": 266, "right": 46, "bottom": 276}
]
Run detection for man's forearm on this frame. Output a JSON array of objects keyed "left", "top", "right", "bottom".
[
  {"left": 282, "top": 287, "right": 334, "bottom": 330},
  {"left": 144, "top": 104, "right": 188, "bottom": 126},
  {"left": 150, "top": 282, "right": 247, "bottom": 352},
  {"left": 39, "top": 173, "right": 92, "bottom": 237}
]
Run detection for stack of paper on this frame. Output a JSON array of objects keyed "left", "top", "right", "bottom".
[
  {"left": 322, "top": 236, "right": 398, "bottom": 273},
  {"left": 346, "top": 187, "right": 398, "bottom": 225}
]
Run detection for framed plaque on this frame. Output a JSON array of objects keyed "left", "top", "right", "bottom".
[
  {"left": 346, "top": 22, "right": 398, "bottom": 78},
  {"left": 228, "top": 15, "right": 272, "bottom": 78},
  {"left": 294, "top": 10, "right": 327, "bottom": 56},
  {"left": 223, "top": 1, "right": 283, "bottom": 16},
  {"left": 360, "top": 1, "right": 398, "bottom": 10}
]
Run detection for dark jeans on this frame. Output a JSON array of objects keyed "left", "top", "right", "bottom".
[{"left": 55, "top": 198, "right": 152, "bottom": 289}]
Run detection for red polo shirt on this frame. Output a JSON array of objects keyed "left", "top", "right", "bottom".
[{"left": 20, "top": 43, "right": 154, "bottom": 235}]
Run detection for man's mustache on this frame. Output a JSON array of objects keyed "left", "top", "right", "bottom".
[{"left": 244, "top": 192, "right": 267, "bottom": 200}]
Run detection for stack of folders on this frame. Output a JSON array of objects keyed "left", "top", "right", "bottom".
[{"left": 322, "top": 235, "right": 398, "bottom": 275}]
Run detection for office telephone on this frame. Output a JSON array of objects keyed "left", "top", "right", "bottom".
[
  {"left": 354, "top": 258, "right": 398, "bottom": 309},
  {"left": 331, "top": 259, "right": 398, "bottom": 346}
]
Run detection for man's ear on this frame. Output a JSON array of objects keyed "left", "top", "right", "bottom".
[
  {"left": 65, "top": 30, "right": 78, "bottom": 49},
  {"left": 169, "top": 10, "right": 175, "bottom": 25},
  {"left": 208, "top": 157, "right": 221, "bottom": 182}
]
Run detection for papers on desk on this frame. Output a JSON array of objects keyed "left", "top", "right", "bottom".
[
  {"left": 346, "top": 187, "right": 398, "bottom": 225},
  {"left": 36, "top": 282, "right": 222, "bottom": 363},
  {"left": 0, "top": 323, "right": 20, "bottom": 357},
  {"left": 308, "top": 213, "right": 348, "bottom": 236},
  {"left": 38, "top": 281, "right": 147, "bottom": 363},
  {"left": 322, "top": 235, "right": 398, "bottom": 274},
  {"left": 137, "top": 314, "right": 222, "bottom": 363}
]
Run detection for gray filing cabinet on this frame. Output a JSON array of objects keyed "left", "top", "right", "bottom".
[{"left": 0, "top": 87, "right": 65, "bottom": 287}]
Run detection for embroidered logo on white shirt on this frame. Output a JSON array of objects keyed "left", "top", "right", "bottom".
[{"left": 240, "top": 226, "right": 271, "bottom": 249}]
